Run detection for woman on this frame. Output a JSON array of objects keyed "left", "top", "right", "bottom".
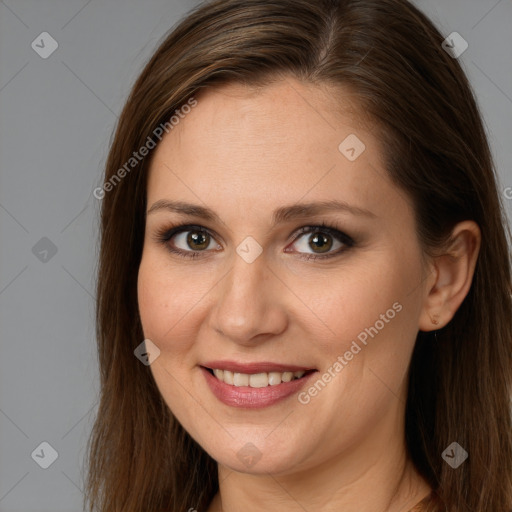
[{"left": 85, "top": 0, "right": 512, "bottom": 511}]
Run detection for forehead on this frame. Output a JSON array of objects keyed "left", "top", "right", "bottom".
[
  {"left": 177, "top": 78, "right": 368, "bottom": 149},
  {"left": 146, "top": 78, "right": 407, "bottom": 225}
]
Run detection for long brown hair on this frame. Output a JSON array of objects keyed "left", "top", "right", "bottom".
[{"left": 84, "top": 0, "right": 512, "bottom": 510}]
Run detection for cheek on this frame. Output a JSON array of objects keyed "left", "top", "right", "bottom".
[
  {"left": 137, "top": 259, "right": 170, "bottom": 341},
  {"left": 302, "top": 249, "right": 422, "bottom": 377},
  {"left": 137, "top": 254, "right": 204, "bottom": 417},
  {"left": 290, "top": 257, "right": 421, "bottom": 448},
  {"left": 137, "top": 253, "right": 199, "bottom": 358}
]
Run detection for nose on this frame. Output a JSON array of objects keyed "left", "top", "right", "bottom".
[{"left": 209, "top": 248, "right": 288, "bottom": 346}]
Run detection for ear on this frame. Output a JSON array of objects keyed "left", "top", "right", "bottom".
[{"left": 418, "top": 221, "right": 481, "bottom": 332}]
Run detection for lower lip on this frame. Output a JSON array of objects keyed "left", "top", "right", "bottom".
[{"left": 200, "top": 366, "right": 317, "bottom": 408}]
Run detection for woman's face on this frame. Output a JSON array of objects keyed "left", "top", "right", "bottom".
[{"left": 137, "top": 78, "right": 431, "bottom": 475}]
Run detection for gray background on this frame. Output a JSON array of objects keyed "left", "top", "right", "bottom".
[{"left": 0, "top": 1, "right": 511, "bottom": 510}]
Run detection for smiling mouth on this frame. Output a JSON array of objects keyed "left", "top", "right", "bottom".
[{"left": 203, "top": 367, "right": 317, "bottom": 388}]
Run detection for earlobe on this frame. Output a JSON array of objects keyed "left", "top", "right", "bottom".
[
  {"left": 418, "top": 221, "right": 481, "bottom": 332},
  {"left": 430, "top": 312, "right": 440, "bottom": 326}
]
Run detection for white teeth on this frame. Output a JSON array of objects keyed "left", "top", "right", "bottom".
[
  {"left": 211, "top": 369, "right": 307, "bottom": 387},
  {"left": 233, "top": 372, "right": 249, "bottom": 386},
  {"left": 249, "top": 373, "right": 268, "bottom": 388},
  {"left": 268, "top": 372, "right": 282, "bottom": 386},
  {"left": 281, "top": 371, "right": 293, "bottom": 383},
  {"left": 223, "top": 370, "right": 234, "bottom": 385}
]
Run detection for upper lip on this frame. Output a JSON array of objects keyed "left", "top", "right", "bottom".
[{"left": 202, "top": 360, "right": 316, "bottom": 374}]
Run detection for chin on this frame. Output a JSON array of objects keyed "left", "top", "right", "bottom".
[{"left": 198, "top": 431, "right": 311, "bottom": 476}]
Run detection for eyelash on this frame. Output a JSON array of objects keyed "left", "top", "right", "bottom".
[{"left": 153, "top": 221, "right": 355, "bottom": 261}]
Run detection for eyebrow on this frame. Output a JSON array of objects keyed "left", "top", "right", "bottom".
[{"left": 147, "top": 199, "right": 376, "bottom": 226}]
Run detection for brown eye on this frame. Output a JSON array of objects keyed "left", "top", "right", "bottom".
[
  {"left": 156, "top": 223, "right": 353, "bottom": 261},
  {"left": 185, "top": 230, "right": 210, "bottom": 250},
  {"left": 307, "top": 232, "right": 333, "bottom": 254},
  {"left": 288, "top": 225, "right": 353, "bottom": 260},
  {"left": 155, "top": 224, "right": 222, "bottom": 259},
  {"left": 171, "top": 228, "right": 220, "bottom": 253}
]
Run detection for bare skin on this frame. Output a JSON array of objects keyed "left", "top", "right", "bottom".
[{"left": 137, "top": 77, "right": 480, "bottom": 512}]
